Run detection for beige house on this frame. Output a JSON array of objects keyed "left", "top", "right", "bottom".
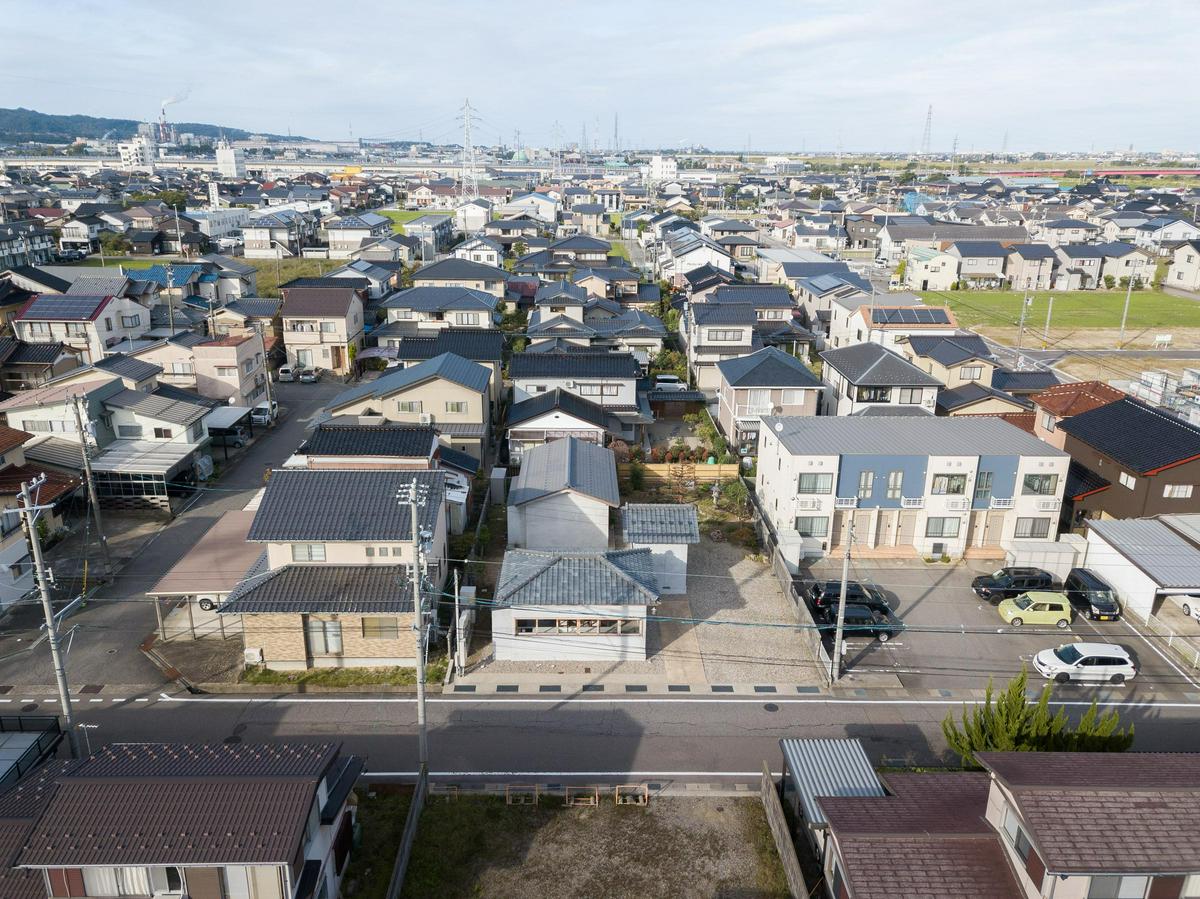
[
  {"left": 411, "top": 257, "right": 508, "bottom": 298},
  {"left": 715, "top": 347, "right": 822, "bottom": 451},
  {"left": 902, "top": 333, "right": 998, "bottom": 390},
  {"left": 1004, "top": 244, "right": 1056, "bottom": 290},
  {"left": 132, "top": 332, "right": 267, "bottom": 406},
  {"left": 324, "top": 352, "right": 493, "bottom": 456},
  {"left": 280, "top": 286, "right": 364, "bottom": 376},
  {"left": 222, "top": 468, "right": 447, "bottom": 671}
]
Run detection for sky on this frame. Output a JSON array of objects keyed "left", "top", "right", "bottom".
[{"left": 4, "top": 0, "right": 1197, "bottom": 154}]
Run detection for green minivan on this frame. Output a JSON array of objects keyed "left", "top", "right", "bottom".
[{"left": 997, "top": 591, "right": 1072, "bottom": 629}]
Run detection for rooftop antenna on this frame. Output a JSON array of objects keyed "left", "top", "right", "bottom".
[{"left": 920, "top": 104, "right": 933, "bottom": 156}]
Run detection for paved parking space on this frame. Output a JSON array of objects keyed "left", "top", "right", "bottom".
[{"left": 800, "top": 558, "right": 1195, "bottom": 697}]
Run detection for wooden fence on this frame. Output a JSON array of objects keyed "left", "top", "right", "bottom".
[
  {"left": 617, "top": 463, "right": 742, "bottom": 484},
  {"left": 760, "top": 763, "right": 810, "bottom": 898}
]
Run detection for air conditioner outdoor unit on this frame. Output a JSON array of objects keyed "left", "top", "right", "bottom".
[
  {"left": 419, "top": 413, "right": 434, "bottom": 425},
  {"left": 243, "top": 647, "right": 264, "bottom": 666},
  {"left": 931, "top": 542, "right": 946, "bottom": 557}
]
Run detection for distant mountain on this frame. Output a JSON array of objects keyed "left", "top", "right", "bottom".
[{"left": 0, "top": 107, "right": 301, "bottom": 144}]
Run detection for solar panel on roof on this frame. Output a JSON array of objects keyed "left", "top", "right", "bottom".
[
  {"left": 872, "top": 307, "right": 950, "bottom": 325},
  {"left": 26, "top": 295, "right": 107, "bottom": 321}
]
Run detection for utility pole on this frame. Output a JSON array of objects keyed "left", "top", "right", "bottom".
[
  {"left": 830, "top": 520, "right": 854, "bottom": 683},
  {"left": 18, "top": 478, "right": 79, "bottom": 757},
  {"left": 1043, "top": 294, "right": 1054, "bottom": 343},
  {"left": 1015, "top": 293, "right": 1032, "bottom": 363},
  {"left": 165, "top": 263, "right": 176, "bottom": 338},
  {"left": 452, "top": 568, "right": 461, "bottom": 676},
  {"left": 398, "top": 478, "right": 432, "bottom": 772},
  {"left": 71, "top": 395, "right": 111, "bottom": 575},
  {"left": 256, "top": 321, "right": 274, "bottom": 416},
  {"left": 1118, "top": 273, "right": 1135, "bottom": 347}
]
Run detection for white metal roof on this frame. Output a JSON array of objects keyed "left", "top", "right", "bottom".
[{"left": 779, "top": 738, "right": 885, "bottom": 827}]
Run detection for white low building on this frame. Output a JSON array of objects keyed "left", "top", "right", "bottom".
[
  {"left": 621, "top": 504, "right": 700, "bottom": 595},
  {"left": 507, "top": 437, "right": 619, "bottom": 551},
  {"left": 1082, "top": 516, "right": 1200, "bottom": 624},
  {"left": 492, "top": 548, "right": 658, "bottom": 661}
]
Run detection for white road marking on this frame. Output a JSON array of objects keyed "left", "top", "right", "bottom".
[
  {"left": 88, "top": 698, "right": 104, "bottom": 703},
  {"left": 366, "top": 770, "right": 782, "bottom": 778},
  {"left": 1118, "top": 618, "right": 1200, "bottom": 691},
  {"left": 135, "top": 698, "right": 149, "bottom": 702}
]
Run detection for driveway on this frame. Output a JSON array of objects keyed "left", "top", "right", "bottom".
[
  {"left": 799, "top": 557, "right": 1191, "bottom": 698},
  {"left": 0, "top": 378, "right": 343, "bottom": 688}
]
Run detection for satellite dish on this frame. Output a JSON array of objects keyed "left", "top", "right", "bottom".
[{"left": 774, "top": 422, "right": 783, "bottom": 432}]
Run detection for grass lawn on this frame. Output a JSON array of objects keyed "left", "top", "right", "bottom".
[
  {"left": 380, "top": 209, "right": 445, "bottom": 235},
  {"left": 240, "top": 656, "right": 447, "bottom": 687},
  {"left": 609, "top": 239, "right": 631, "bottom": 262},
  {"left": 401, "top": 796, "right": 788, "bottom": 899},
  {"left": 918, "top": 289, "right": 1200, "bottom": 332},
  {"left": 340, "top": 787, "right": 412, "bottom": 899},
  {"left": 243, "top": 257, "right": 334, "bottom": 296}
]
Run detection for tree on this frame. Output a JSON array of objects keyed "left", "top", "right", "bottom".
[
  {"left": 808, "top": 186, "right": 835, "bottom": 200},
  {"left": 98, "top": 230, "right": 131, "bottom": 256},
  {"left": 895, "top": 259, "right": 907, "bottom": 281},
  {"left": 512, "top": 239, "right": 528, "bottom": 258},
  {"left": 942, "top": 668, "right": 1134, "bottom": 768},
  {"left": 156, "top": 189, "right": 188, "bottom": 210},
  {"left": 1104, "top": 275, "right": 1117, "bottom": 289}
]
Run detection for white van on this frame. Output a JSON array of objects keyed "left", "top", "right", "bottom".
[{"left": 1032, "top": 642, "right": 1137, "bottom": 685}]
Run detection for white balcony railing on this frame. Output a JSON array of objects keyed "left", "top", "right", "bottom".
[
  {"left": 795, "top": 498, "right": 822, "bottom": 511},
  {"left": 1037, "top": 498, "right": 1062, "bottom": 512},
  {"left": 834, "top": 497, "right": 858, "bottom": 509},
  {"left": 990, "top": 497, "right": 1015, "bottom": 510},
  {"left": 735, "top": 404, "right": 774, "bottom": 419},
  {"left": 900, "top": 497, "right": 924, "bottom": 509},
  {"left": 945, "top": 498, "right": 970, "bottom": 512}
]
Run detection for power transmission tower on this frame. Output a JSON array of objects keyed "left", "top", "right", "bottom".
[
  {"left": 551, "top": 120, "right": 563, "bottom": 177},
  {"left": 581, "top": 120, "right": 588, "bottom": 156},
  {"left": 1001, "top": 130, "right": 1009, "bottom": 156},
  {"left": 458, "top": 99, "right": 479, "bottom": 202},
  {"left": 18, "top": 477, "right": 79, "bottom": 756},
  {"left": 951, "top": 134, "right": 958, "bottom": 163},
  {"left": 613, "top": 112, "right": 619, "bottom": 153},
  {"left": 920, "top": 104, "right": 933, "bottom": 156}
]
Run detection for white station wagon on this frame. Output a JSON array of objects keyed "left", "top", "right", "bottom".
[{"left": 1033, "top": 642, "right": 1137, "bottom": 685}]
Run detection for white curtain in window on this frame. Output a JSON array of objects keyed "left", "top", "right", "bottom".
[
  {"left": 119, "top": 867, "right": 151, "bottom": 895},
  {"left": 83, "top": 868, "right": 119, "bottom": 895}
]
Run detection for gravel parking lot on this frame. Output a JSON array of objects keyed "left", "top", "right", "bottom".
[
  {"left": 800, "top": 558, "right": 1189, "bottom": 696},
  {"left": 688, "top": 536, "right": 823, "bottom": 686}
]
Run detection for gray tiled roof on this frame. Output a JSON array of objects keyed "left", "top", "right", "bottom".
[
  {"left": 509, "top": 436, "right": 619, "bottom": 507},
  {"left": 622, "top": 504, "right": 700, "bottom": 544},
  {"left": 716, "top": 347, "right": 822, "bottom": 388},
  {"left": 412, "top": 257, "right": 507, "bottom": 282},
  {"left": 395, "top": 329, "right": 504, "bottom": 362},
  {"left": 495, "top": 548, "right": 658, "bottom": 607},
  {"left": 762, "top": 415, "right": 1067, "bottom": 458},
  {"left": 103, "top": 389, "right": 209, "bottom": 427},
  {"left": 302, "top": 425, "right": 437, "bottom": 459},
  {"left": 692, "top": 303, "right": 757, "bottom": 326},
  {"left": 507, "top": 388, "right": 619, "bottom": 431},
  {"left": 223, "top": 298, "right": 282, "bottom": 319},
  {"left": 508, "top": 352, "right": 640, "bottom": 379},
  {"left": 248, "top": 469, "right": 445, "bottom": 542},
  {"left": 328, "top": 352, "right": 491, "bottom": 410},
  {"left": 711, "top": 285, "right": 793, "bottom": 307},
  {"left": 94, "top": 352, "right": 163, "bottom": 381},
  {"left": 380, "top": 286, "right": 498, "bottom": 313},
  {"left": 221, "top": 564, "right": 413, "bottom": 614},
  {"left": 906, "top": 334, "right": 994, "bottom": 367},
  {"left": 820, "top": 343, "right": 942, "bottom": 387}
]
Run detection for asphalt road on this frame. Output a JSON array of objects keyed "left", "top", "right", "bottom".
[
  {"left": 0, "top": 379, "right": 343, "bottom": 687},
  {"left": 36, "top": 693, "right": 1200, "bottom": 780}
]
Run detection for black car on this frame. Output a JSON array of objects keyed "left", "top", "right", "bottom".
[
  {"left": 1063, "top": 568, "right": 1122, "bottom": 621},
  {"left": 819, "top": 604, "right": 901, "bottom": 643},
  {"left": 808, "top": 580, "right": 890, "bottom": 614},
  {"left": 972, "top": 567, "right": 1056, "bottom": 601}
]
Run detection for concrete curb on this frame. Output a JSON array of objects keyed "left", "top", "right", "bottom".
[{"left": 193, "top": 682, "right": 438, "bottom": 695}]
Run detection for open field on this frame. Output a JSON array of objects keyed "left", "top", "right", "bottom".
[
  {"left": 1057, "top": 353, "right": 1200, "bottom": 383},
  {"left": 243, "top": 257, "right": 333, "bottom": 295},
  {"left": 918, "top": 289, "right": 1200, "bottom": 333},
  {"left": 380, "top": 208, "right": 443, "bottom": 234},
  {"left": 401, "top": 796, "right": 788, "bottom": 899}
]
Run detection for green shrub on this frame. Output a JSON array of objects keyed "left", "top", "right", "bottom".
[{"left": 629, "top": 461, "right": 645, "bottom": 491}]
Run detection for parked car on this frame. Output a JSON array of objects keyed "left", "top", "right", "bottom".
[
  {"left": 820, "top": 604, "right": 901, "bottom": 643},
  {"left": 653, "top": 374, "right": 687, "bottom": 391},
  {"left": 276, "top": 365, "right": 296, "bottom": 382},
  {"left": 972, "top": 567, "right": 1057, "bottom": 601},
  {"left": 808, "top": 580, "right": 890, "bottom": 615},
  {"left": 998, "top": 591, "right": 1072, "bottom": 629},
  {"left": 1033, "top": 642, "right": 1137, "bottom": 685},
  {"left": 250, "top": 400, "right": 279, "bottom": 426},
  {"left": 209, "top": 425, "right": 249, "bottom": 448},
  {"left": 298, "top": 367, "right": 321, "bottom": 383},
  {"left": 1063, "top": 568, "right": 1122, "bottom": 621}
]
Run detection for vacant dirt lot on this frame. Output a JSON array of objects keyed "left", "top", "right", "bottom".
[{"left": 402, "top": 796, "right": 788, "bottom": 899}]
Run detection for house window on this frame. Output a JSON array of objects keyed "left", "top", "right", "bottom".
[
  {"left": 305, "top": 619, "right": 342, "bottom": 656},
  {"left": 1040, "top": 411, "right": 1056, "bottom": 432},
  {"left": 117, "top": 424, "right": 143, "bottom": 438},
  {"left": 856, "top": 386, "right": 891, "bottom": 403},
  {"left": 1164, "top": 484, "right": 1193, "bottom": 499},
  {"left": 83, "top": 867, "right": 153, "bottom": 895},
  {"left": 362, "top": 617, "right": 400, "bottom": 640},
  {"left": 1119, "top": 471, "right": 1136, "bottom": 490},
  {"left": 974, "top": 471, "right": 993, "bottom": 501},
  {"left": 603, "top": 384, "right": 620, "bottom": 396},
  {"left": 21, "top": 419, "right": 73, "bottom": 433},
  {"left": 897, "top": 387, "right": 923, "bottom": 404},
  {"left": 215, "top": 366, "right": 237, "bottom": 377},
  {"left": 153, "top": 427, "right": 172, "bottom": 439},
  {"left": 781, "top": 389, "right": 805, "bottom": 406},
  {"left": 26, "top": 322, "right": 51, "bottom": 336},
  {"left": 886, "top": 470, "right": 903, "bottom": 499},
  {"left": 398, "top": 400, "right": 423, "bottom": 413},
  {"left": 291, "top": 543, "right": 326, "bottom": 562},
  {"left": 931, "top": 474, "right": 967, "bottom": 495},
  {"left": 925, "top": 516, "right": 960, "bottom": 538},
  {"left": 456, "top": 312, "right": 480, "bottom": 325},
  {"left": 857, "top": 471, "right": 874, "bottom": 499},
  {"left": 445, "top": 401, "right": 467, "bottom": 414},
  {"left": 1015, "top": 517, "right": 1052, "bottom": 539},
  {"left": 1087, "top": 876, "right": 1150, "bottom": 899},
  {"left": 320, "top": 321, "right": 337, "bottom": 333},
  {"left": 1022, "top": 473, "right": 1059, "bottom": 495},
  {"left": 707, "top": 329, "right": 742, "bottom": 342},
  {"left": 578, "top": 384, "right": 602, "bottom": 396},
  {"left": 794, "top": 516, "right": 829, "bottom": 537},
  {"left": 104, "top": 317, "right": 113, "bottom": 332},
  {"left": 170, "top": 362, "right": 194, "bottom": 375},
  {"left": 65, "top": 322, "right": 88, "bottom": 337},
  {"left": 959, "top": 365, "right": 983, "bottom": 380},
  {"left": 121, "top": 314, "right": 141, "bottom": 328},
  {"left": 797, "top": 473, "right": 834, "bottom": 494}
]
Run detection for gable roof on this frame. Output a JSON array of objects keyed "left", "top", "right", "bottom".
[
  {"left": 1029, "top": 380, "right": 1125, "bottom": 418},
  {"left": 692, "top": 303, "right": 757, "bottom": 326},
  {"left": 820, "top": 343, "right": 942, "bottom": 387},
  {"left": 222, "top": 564, "right": 413, "bottom": 615},
  {"left": 411, "top": 257, "right": 507, "bottom": 282},
  {"left": 621, "top": 504, "right": 700, "bottom": 544},
  {"left": 507, "top": 388, "right": 619, "bottom": 431},
  {"left": 711, "top": 284, "right": 793, "bottom": 307},
  {"left": 17, "top": 294, "right": 113, "bottom": 322},
  {"left": 302, "top": 425, "right": 437, "bottom": 459},
  {"left": 495, "top": 548, "right": 658, "bottom": 607},
  {"left": 716, "top": 346, "right": 822, "bottom": 388},
  {"left": 906, "top": 334, "right": 994, "bottom": 367},
  {"left": 328, "top": 352, "right": 491, "bottom": 410},
  {"left": 763, "top": 415, "right": 1064, "bottom": 457},
  {"left": 94, "top": 352, "right": 162, "bottom": 382},
  {"left": 1058, "top": 397, "right": 1200, "bottom": 473},
  {"left": 508, "top": 352, "right": 640, "bottom": 380},
  {"left": 509, "top": 436, "right": 619, "bottom": 507},
  {"left": 936, "top": 382, "right": 1029, "bottom": 413},
  {"left": 247, "top": 469, "right": 445, "bottom": 542},
  {"left": 395, "top": 329, "right": 504, "bottom": 363},
  {"left": 279, "top": 287, "right": 359, "bottom": 317},
  {"left": 380, "top": 286, "right": 498, "bottom": 313}
]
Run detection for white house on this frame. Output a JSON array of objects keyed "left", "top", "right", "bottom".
[
  {"left": 1081, "top": 516, "right": 1200, "bottom": 624},
  {"left": 14, "top": 294, "right": 150, "bottom": 364},
  {"left": 491, "top": 548, "right": 657, "bottom": 661},
  {"left": 506, "top": 437, "right": 619, "bottom": 551},
  {"left": 1169, "top": 240, "right": 1200, "bottom": 291},
  {"left": 621, "top": 504, "right": 699, "bottom": 596}
]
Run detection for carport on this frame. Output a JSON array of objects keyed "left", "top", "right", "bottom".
[{"left": 205, "top": 405, "right": 254, "bottom": 461}]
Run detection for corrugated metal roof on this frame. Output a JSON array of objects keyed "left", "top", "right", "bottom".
[
  {"left": 762, "top": 415, "right": 1066, "bottom": 458},
  {"left": 1087, "top": 518, "right": 1200, "bottom": 589},
  {"left": 509, "top": 436, "right": 619, "bottom": 507},
  {"left": 327, "top": 352, "right": 491, "bottom": 410},
  {"left": 779, "top": 738, "right": 885, "bottom": 827}
]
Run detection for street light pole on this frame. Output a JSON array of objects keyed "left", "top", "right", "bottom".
[
  {"left": 1119, "top": 272, "right": 1135, "bottom": 347},
  {"left": 1043, "top": 294, "right": 1054, "bottom": 343}
]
